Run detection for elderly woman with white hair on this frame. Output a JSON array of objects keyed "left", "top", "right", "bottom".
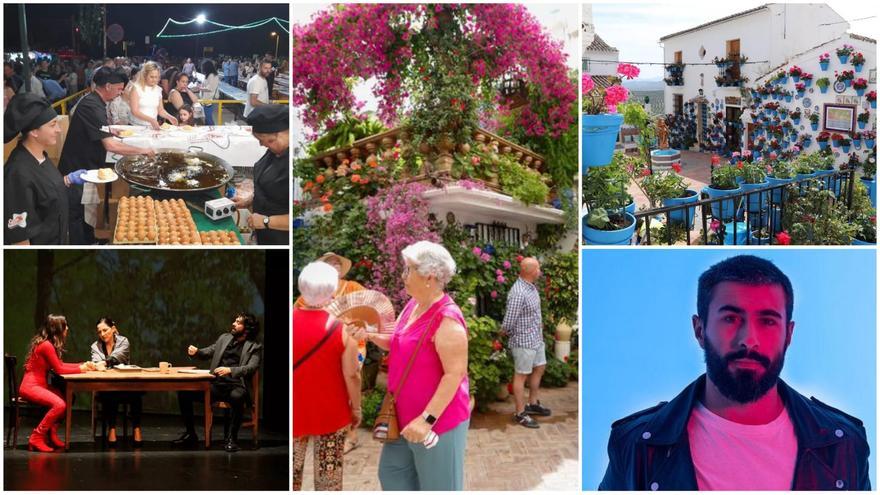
[
  {"left": 352, "top": 240, "right": 470, "bottom": 491},
  {"left": 293, "top": 261, "right": 362, "bottom": 491}
]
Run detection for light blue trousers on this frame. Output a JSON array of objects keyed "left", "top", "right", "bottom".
[{"left": 378, "top": 420, "right": 469, "bottom": 491}]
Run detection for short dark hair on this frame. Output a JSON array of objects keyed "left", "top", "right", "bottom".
[
  {"left": 201, "top": 60, "right": 216, "bottom": 76},
  {"left": 96, "top": 316, "right": 116, "bottom": 328},
  {"left": 697, "top": 255, "right": 794, "bottom": 324},
  {"left": 92, "top": 66, "right": 128, "bottom": 86},
  {"left": 172, "top": 71, "right": 190, "bottom": 87},
  {"left": 236, "top": 312, "right": 260, "bottom": 341},
  {"left": 260, "top": 58, "right": 273, "bottom": 67}
]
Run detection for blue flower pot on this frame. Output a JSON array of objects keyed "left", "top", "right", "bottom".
[
  {"left": 792, "top": 118, "right": 800, "bottom": 125},
  {"left": 845, "top": 79, "right": 852, "bottom": 88},
  {"left": 852, "top": 238, "right": 875, "bottom": 245},
  {"left": 779, "top": 76, "right": 789, "bottom": 85},
  {"left": 583, "top": 212, "right": 636, "bottom": 245},
  {"left": 803, "top": 139, "right": 812, "bottom": 148},
  {"left": 703, "top": 185, "right": 743, "bottom": 221},
  {"left": 792, "top": 75, "right": 800, "bottom": 83},
  {"left": 582, "top": 114, "right": 624, "bottom": 170},
  {"left": 815, "top": 168, "right": 834, "bottom": 191},
  {"left": 820, "top": 86, "right": 829, "bottom": 94},
  {"left": 804, "top": 79, "right": 813, "bottom": 87},
  {"left": 858, "top": 120, "right": 867, "bottom": 130},
  {"left": 766, "top": 177, "right": 793, "bottom": 204},
  {"left": 740, "top": 181, "right": 769, "bottom": 213},
  {"left": 784, "top": 94, "right": 793, "bottom": 103},
  {"left": 855, "top": 64, "right": 864, "bottom": 73},
  {"left": 797, "top": 91, "right": 805, "bottom": 98},
  {"left": 795, "top": 172, "right": 817, "bottom": 195},
  {"left": 838, "top": 54, "right": 850, "bottom": 64},
  {"left": 811, "top": 122, "right": 819, "bottom": 131},
  {"left": 750, "top": 230, "right": 772, "bottom": 245},
  {"left": 722, "top": 221, "right": 750, "bottom": 245},
  {"left": 871, "top": 101, "right": 877, "bottom": 109},
  {"left": 819, "top": 141, "right": 829, "bottom": 150},
  {"left": 820, "top": 61, "right": 830, "bottom": 71},
  {"left": 854, "top": 138, "right": 862, "bottom": 148},
  {"left": 861, "top": 177, "right": 876, "bottom": 208},
  {"left": 857, "top": 88, "right": 865, "bottom": 97},
  {"left": 842, "top": 144, "right": 851, "bottom": 153},
  {"left": 867, "top": 139, "right": 875, "bottom": 148},
  {"left": 753, "top": 151, "right": 762, "bottom": 160},
  {"left": 832, "top": 139, "right": 841, "bottom": 147},
  {"left": 662, "top": 190, "right": 699, "bottom": 230}
]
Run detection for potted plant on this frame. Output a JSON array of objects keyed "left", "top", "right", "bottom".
[
  {"left": 795, "top": 82, "right": 806, "bottom": 98},
  {"left": 836, "top": 69, "right": 855, "bottom": 88},
  {"left": 851, "top": 51, "right": 866, "bottom": 73},
  {"left": 851, "top": 211, "right": 876, "bottom": 245},
  {"left": 582, "top": 154, "right": 637, "bottom": 244},
  {"left": 853, "top": 78, "right": 869, "bottom": 97},
  {"left": 767, "top": 160, "right": 795, "bottom": 204},
  {"left": 831, "top": 132, "right": 845, "bottom": 148},
  {"left": 800, "top": 133, "right": 813, "bottom": 148},
  {"left": 840, "top": 135, "right": 852, "bottom": 153},
  {"left": 801, "top": 72, "right": 814, "bottom": 87},
  {"left": 816, "top": 77, "right": 831, "bottom": 94},
  {"left": 857, "top": 111, "right": 870, "bottom": 130},
  {"left": 790, "top": 109, "right": 802, "bottom": 125},
  {"left": 782, "top": 90, "right": 793, "bottom": 103},
  {"left": 836, "top": 44, "right": 854, "bottom": 64},
  {"left": 864, "top": 130, "right": 876, "bottom": 149},
  {"left": 867, "top": 91, "right": 877, "bottom": 109},
  {"left": 810, "top": 113, "right": 821, "bottom": 131},
  {"left": 581, "top": 64, "right": 637, "bottom": 169},
  {"left": 853, "top": 131, "right": 863, "bottom": 148},
  {"left": 775, "top": 70, "right": 788, "bottom": 85},
  {"left": 750, "top": 225, "right": 772, "bottom": 245},
  {"left": 713, "top": 56, "right": 730, "bottom": 68},
  {"left": 819, "top": 53, "right": 831, "bottom": 71},
  {"left": 817, "top": 131, "right": 831, "bottom": 150},
  {"left": 788, "top": 65, "right": 803, "bottom": 82},
  {"left": 739, "top": 161, "right": 769, "bottom": 213},
  {"left": 704, "top": 165, "right": 743, "bottom": 221},
  {"left": 646, "top": 164, "right": 700, "bottom": 230}
]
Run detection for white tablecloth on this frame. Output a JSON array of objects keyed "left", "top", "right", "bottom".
[{"left": 104, "top": 125, "right": 266, "bottom": 168}]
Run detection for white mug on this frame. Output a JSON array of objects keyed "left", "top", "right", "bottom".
[{"left": 160, "top": 361, "right": 172, "bottom": 373}]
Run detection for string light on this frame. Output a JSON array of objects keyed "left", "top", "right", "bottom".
[
  {"left": 583, "top": 59, "right": 769, "bottom": 66},
  {"left": 155, "top": 16, "right": 289, "bottom": 38}
]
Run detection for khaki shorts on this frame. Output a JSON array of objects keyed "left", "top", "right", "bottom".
[{"left": 511, "top": 341, "right": 547, "bottom": 374}]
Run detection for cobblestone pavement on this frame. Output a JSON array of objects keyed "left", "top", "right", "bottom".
[{"left": 297, "top": 380, "right": 580, "bottom": 491}]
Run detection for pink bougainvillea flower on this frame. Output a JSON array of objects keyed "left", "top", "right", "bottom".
[
  {"left": 496, "top": 275, "right": 506, "bottom": 284},
  {"left": 582, "top": 73, "right": 595, "bottom": 93},
  {"left": 472, "top": 246, "right": 483, "bottom": 256},
  {"left": 503, "top": 260, "right": 512, "bottom": 269},
  {"left": 495, "top": 269, "right": 503, "bottom": 276},
  {"left": 617, "top": 63, "right": 640, "bottom": 80},
  {"left": 480, "top": 253, "right": 491, "bottom": 262},
  {"left": 490, "top": 291, "right": 498, "bottom": 300},
  {"left": 603, "top": 85, "right": 629, "bottom": 112},
  {"left": 710, "top": 219, "right": 721, "bottom": 232}
]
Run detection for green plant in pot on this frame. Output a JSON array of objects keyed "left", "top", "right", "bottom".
[
  {"left": 705, "top": 165, "right": 743, "bottom": 221},
  {"left": 740, "top": 161, "right": 769, "bottom": 213},
  {"left": 641, "top": 170, "right": 688, "bottom": 206},
  {"left": 710, "top": 165, "right": 740, "bottom": 190}
]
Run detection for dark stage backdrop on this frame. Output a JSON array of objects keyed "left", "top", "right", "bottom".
[{"left": 3, "top": 249, "right": 289, "bottom": 434}]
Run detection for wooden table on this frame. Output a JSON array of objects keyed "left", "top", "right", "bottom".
[{"left": 60, "top": 368, "right": 215, "bottom": 450}]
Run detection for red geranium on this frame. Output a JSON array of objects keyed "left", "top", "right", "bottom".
[{"left": 775, "top": 231, "right": 792, "bottom": 245}]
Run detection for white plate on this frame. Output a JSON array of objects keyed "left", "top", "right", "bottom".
[{"left": 82, "top": 169, "right": 118, "bottom": 184}]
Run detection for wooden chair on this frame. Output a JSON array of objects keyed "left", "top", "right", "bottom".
[
  {"left": 206, "top": 370, "right": 260, "bottom": 448},
  {"left": 4, "top": 354, "right": 44, "bottom": 449}
]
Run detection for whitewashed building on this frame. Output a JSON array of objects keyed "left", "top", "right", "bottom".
[
  {"left": 747, "top": 32, "right": 875, "bottom": 166},
  {"left": 659, "top": 4, "right": 851, "bottom": 151}
]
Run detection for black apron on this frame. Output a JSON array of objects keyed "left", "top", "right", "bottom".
[{"left": 252, "top": 147, "right": 289, "bottom": 245}]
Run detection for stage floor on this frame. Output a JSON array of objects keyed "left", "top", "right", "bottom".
[{"left": 4, "top": 410, "right": 288, "bottom": 491}]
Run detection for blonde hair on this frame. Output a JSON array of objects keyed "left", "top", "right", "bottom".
[{"left": 134, "top": 61, "right": 161, "bottom": 90}]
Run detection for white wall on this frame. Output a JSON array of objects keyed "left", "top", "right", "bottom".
[
  {"left": 743, "top": 34, "right": 876, "bottom": 168},
  {"left": 584, "top": 50, "right": 620, "bottom": 76}
]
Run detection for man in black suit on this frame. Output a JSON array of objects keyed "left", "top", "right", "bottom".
[{"left": 173, "top": 313, "right": 262, "bottom": 452}]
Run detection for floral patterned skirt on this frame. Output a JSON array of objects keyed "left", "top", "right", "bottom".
[{"left": 293, "top": 427, "right": 347, "bottom": 491}]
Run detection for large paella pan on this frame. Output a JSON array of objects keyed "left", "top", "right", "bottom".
[{"left": 114, "top": 148, "right": 235, "bottom": 192}]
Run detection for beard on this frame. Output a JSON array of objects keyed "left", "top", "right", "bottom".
[{"left": 704, "top": 338, "right": 786, "bottom": 404}]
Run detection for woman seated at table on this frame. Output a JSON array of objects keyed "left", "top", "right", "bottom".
[
  {"left": 90, "top": 316, "right": 144, "bottom": 447},
  {"left": 20, "top": 314, "right": 101, "bottom": 452},
  {"left": 129, "top": 61, "right": 177, "bottom": 130},
  {"left": 167, "top": 72, "right": 201, "bottom": 124}
]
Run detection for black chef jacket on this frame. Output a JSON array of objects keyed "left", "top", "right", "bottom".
[
  {"left": 4, "top": 143, "right": 69, "bottom": 244},
  {"left": 58, "top": 91, "right": 111, "bottom": 174},
  {"left": 252, "top": 147, "right": 289, "bottom": 245}
]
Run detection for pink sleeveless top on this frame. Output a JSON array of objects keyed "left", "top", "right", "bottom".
[{"left": 387, "top": 294, "right": 470, "bottom": 436}]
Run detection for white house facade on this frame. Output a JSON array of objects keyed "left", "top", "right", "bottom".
[{"left": 659, "top": 4, "right": 849, "bottom": 151}]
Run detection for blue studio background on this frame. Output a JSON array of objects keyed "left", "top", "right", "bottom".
[{"left": 581, "top": 249, "right": 876, "bottom": 489}]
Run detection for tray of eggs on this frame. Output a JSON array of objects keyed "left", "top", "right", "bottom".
[
  {"left": 199, "top": 230, "right": 241, "bottom": 245},
  {"left": 155, "top": 199, "right": 202, "bottom": 245},
  {"left": 114, "top": 196, "right": 158, "bottom": 244}
]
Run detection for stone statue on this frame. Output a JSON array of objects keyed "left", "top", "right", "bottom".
[{"left": 656, "top": 118, "right": 669, "bottom": 150}]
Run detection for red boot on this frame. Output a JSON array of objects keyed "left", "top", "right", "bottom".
[
  {"left": 28, "top": 425, "right": 54, "bottom": 453},
  {"left": 47, "top": 424, "right": 64, "bottom": 448}
]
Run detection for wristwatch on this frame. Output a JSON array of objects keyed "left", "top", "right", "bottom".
[
  {"left": 262, "top": 215, "right": 270, "bottom": 228},
  {"left": 422, "top": 412, "right": 437, "bottom": 425}
]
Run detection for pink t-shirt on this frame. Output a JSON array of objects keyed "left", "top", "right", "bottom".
[
  {"left": 687, "top": 401, "right": 797, "bottom": 490},
  {"left": 387, "top": 294, "right": 470, "bottom": 436}
]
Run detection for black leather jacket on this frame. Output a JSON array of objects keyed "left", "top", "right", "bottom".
[{"left": 600, "top": 375, "right": 871, "bottom": 491}]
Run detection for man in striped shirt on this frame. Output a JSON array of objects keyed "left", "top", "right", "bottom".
[{"left": 502, "top": 257, "right": 552, "bottom": 428}]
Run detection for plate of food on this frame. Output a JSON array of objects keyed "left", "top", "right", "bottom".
[
  {"left": 114, "top": 364, "right": 143, "bottom": 372},
  {"left": 82, "top": 168, "right": 118, "bottom": 183},
  {"left": 176, "top": 369, "right": 213, "bottom": 375},
  {"left": 160, "top": 122, "right": 174, "bottom": 130}
]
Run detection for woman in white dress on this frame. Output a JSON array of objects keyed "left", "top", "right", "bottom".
[{"left": 128, "top": 61, "right": 178, "bottom": 130}]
